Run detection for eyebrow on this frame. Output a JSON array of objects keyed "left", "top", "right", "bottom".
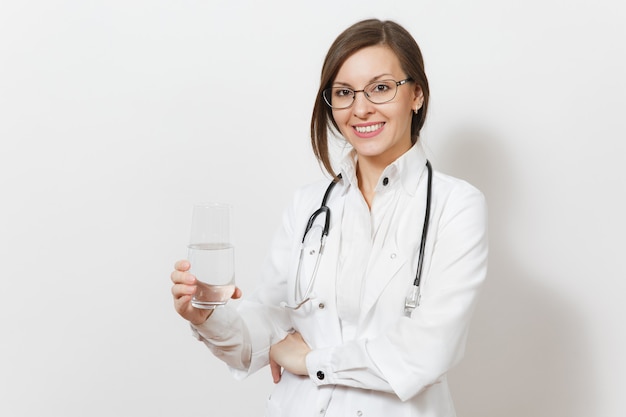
[{"left": 332, "top": 73, "right": 396, "bottom": 87}]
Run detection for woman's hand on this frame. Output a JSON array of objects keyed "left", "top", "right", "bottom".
[
  {"left": 269, "top": 332, "right": 311, "bottom": 383},
  {"left": 170, "top": 260, "right": 242, "bottom": 326}
]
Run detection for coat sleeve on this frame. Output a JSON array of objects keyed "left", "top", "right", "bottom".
[
  {"left": 305, "top": 182, "right": 488, "bottom": 401},
  {"left": 190, "top": 190, "right": 304, "bottom": 379}
]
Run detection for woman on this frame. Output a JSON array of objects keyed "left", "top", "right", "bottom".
[{"left": 171, "top": 18, "right": 488, "bottom": 417}]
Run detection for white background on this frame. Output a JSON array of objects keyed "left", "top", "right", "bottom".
[{"left": 1, "top": 1, "right": 625, "bottom": 416}]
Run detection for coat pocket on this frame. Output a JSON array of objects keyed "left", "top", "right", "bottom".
[{"left": 264, "top": 371, "right": 318, "bottom": 417}]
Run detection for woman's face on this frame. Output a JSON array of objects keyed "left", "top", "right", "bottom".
[{"left": 331, "top": 45, "right": 423, "bottom": 167}]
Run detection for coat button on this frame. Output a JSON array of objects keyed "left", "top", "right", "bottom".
[
  {"left": 316, "top": 371, "right": 325, "bottom": 380},
  {"left": 382, "top": 177, "right": 389, "bottom": 186},
  {"left": 356, "top": 411, "right": 363, "bottom": 416},
  {"left": 318, "top": 302, "right": 325, "bottom": 309}
]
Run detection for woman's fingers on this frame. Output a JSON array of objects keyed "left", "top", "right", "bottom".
[
  {"left": 269, "top": 332, "right": 310, "bottom": 376},
  {"left": 170, "top": 266, "right": 197, "bottom": 307},
  {"left": 269, "top": 358, "right": 282, "bottom": 384},
  {"left": 172, "top": 287, "right": 213, "bottom": 325},
  {"left": 174, "top": 259, "right": 190, "bottom": 272},
  {"left": 170, "top": 260, "right": 241, "bottom": 326},
  {"left": 171, "top": 259, "right": 241, "bottom": 325},
  {"left": 171, "top": 281, "right": 196, "bottom": 298},
  {"left": 171, "top": 266, "right": 196, "bottom": 287}
]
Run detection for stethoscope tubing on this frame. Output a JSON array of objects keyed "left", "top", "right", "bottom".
[
  {"left": 414, "top": 160, "right": 432, "bottom": 288},
  {"left": 283, "top": 161, "right": 432, "bottom": 312}
]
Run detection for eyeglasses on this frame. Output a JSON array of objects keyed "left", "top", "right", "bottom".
[{"left": 322, "top": 78, "right": 413, "bottom": 109}]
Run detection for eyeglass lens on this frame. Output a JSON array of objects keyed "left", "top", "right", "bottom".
[{"left": 323, "top": 80, "right": 401, "bottom": 109}]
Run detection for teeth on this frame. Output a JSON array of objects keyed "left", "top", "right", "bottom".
[{"left": 355, "top": 123, "right": 383, "bottom": 133}]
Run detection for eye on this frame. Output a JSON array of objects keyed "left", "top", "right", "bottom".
[
  {"left": 369, "top": 82, "right": 392, "bottom": 94},
  {"left": 334, "top": 88, "right": 353, "bottom": 98}
]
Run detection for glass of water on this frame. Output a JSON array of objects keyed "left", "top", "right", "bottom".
[{"left": 188, "top": 203, "right": 235, "bottom": 309}]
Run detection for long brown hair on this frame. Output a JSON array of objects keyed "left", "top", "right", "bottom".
[{"left": 310, "top": 19, "right": 430, "bottom": 178}]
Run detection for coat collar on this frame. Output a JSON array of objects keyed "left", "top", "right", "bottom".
[{"left": 338, "top": 141, "right": 428, "bottom": 198}]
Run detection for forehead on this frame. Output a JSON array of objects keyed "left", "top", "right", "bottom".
[{"left": 334, "top": 45, "right": 403, "bottom": 84}]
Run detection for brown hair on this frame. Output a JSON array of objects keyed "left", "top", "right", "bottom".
[{"left": 310, "top": 19, "right": 430, "bottom": 177}]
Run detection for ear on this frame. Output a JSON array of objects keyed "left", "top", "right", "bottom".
[{"left": 413, "top": 85, "right": 424, "bottom": 111}]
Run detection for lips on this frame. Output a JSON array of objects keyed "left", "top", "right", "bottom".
[{"left": 354, "top": 122, "right": 385, "bottom": 134}]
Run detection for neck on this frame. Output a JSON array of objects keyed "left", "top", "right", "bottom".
[
  {"left": 354, "top": 141, "right": 414, "bottom": 208},
  {"left": 356, "top": 158, "right": 385, "bottom": 209}
]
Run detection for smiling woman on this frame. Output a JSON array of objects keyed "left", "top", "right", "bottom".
[
  {"left": 326, "top": 45, "right": 422, "bottom": 200},
  {"left": 171, "top": 18, "right": 487, "bottom": 417},
  {"left": 2, "top": 0, "right": 625, "bottom": 415},
  {"left": 311, "top": 20, "right": 430, "bottom": 178}
]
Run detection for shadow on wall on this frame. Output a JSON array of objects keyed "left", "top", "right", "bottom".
[{"left": 437, "top": 128, "right": 596, "bottom": 417}]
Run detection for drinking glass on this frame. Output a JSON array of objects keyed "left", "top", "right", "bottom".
[{"left": 187, "top": 203, "right": 235, "bottom": 309}]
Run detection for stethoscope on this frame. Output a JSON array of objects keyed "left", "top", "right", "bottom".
[{"left": 281, "top": 160, "right": 433, "bottom": 316}]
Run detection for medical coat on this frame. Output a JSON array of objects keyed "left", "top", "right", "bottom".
[{"left": 192, "top": 142, "right": 488, "bottom": 417}]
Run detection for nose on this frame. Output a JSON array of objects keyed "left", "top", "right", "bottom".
[{"left": 352, "top": 90, "right": 374, "bottom": 117}]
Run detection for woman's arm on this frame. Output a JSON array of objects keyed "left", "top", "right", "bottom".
[
  {"left": 188, "top": 206, "right": 296, "bottom": 377},
  {"left": 277, "top": 183, "right": 488, "bottom": 399},
  {"left": 180, "top": 184, "right": 325, "bottom": 379}
]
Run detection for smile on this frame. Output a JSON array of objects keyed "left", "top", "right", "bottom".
[{"left": 354, "top": 122, "right": 384, "bottom": 134}]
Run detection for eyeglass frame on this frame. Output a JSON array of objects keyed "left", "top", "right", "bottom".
[{"left": 322, "top": 78, "right": 414, "bottom": 109}]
